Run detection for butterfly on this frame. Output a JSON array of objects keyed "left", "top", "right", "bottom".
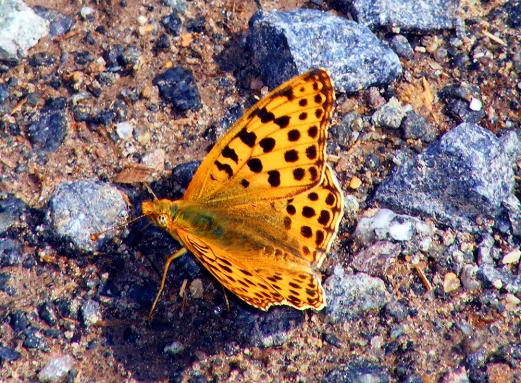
[{"left": 142, "top": 68, "right": 344, "bottom": 313}]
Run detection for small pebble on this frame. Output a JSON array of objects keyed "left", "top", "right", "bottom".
[
  {"left": 38, "top": 355, "right": 74, "bottom": 383},
  {"left": 372, "top": 97, "right": 411, "bottom": 129},
  {"left": 137, "top": 15, "right": 147, "bottom": 25},
  {"left": 443, "top": 272, "right": 461, "bottom": 293},
  {"left": 81, "top": 299, "right": 101, "bottom": 327},
  {"left": 388, "top": 221, "right": 414, "bottom": 241},
  {"left": 486, "top": 363, "right": 513, "bottom": 383},
  {"left": 343, "top": 195, "right": 360, "bottom": 218},
  {"left": 460, "top": 264, "right": 481, "bottom": 291},
  {"left": 80, "top": 7, "right": 94, "bottom": 20},
  {"left": 502, "top": 249, "right": 521, "bottom": 265},
  {"left": 469, "top": 98, "right": 482, "bottom": 111},
  {"left": 189, "top": 279, "right": 204, "bottom": 299},
  {"left": 115, "top": 121, "right": 134, "bottom": 140},
  {"left": 164, "top": 341, "right": 185, "bottom": 355},
  {"left": 348, "top": 176, "right": 362, "bottom": 190},
  {"left": 142, "top": 148, "right": 165, "bottom": 171},
  {"left": 504, "top": 293, "right": 520, "bottom": 311},
  {"left": 0, "top": 346, "right": 21, "bottom": 362}
]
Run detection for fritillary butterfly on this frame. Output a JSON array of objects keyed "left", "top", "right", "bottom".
[{"left": 143, "top": 68, "right": 344, "bottom": 312}]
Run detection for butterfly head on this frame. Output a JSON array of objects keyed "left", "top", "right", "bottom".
[{"left": 141, "top": 198, "right": 180, "bottom": 230}]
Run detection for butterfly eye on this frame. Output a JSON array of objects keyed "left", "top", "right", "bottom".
[{"left": 157, "top": 214, "right": 168, "bottom": 227}]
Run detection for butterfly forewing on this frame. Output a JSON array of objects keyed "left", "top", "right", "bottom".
[{"left": 184, "top": 69, "right": 335, "bottom": 205}]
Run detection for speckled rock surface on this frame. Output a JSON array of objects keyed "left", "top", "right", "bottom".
[
  {"left": 247, "top": 8, "right": 401, "bottom": 92},
  {"left": 375, "top": 123, "right": 520, "bottom": 232}
]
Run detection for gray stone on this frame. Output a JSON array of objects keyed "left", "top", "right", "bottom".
[
  {"left": 390, "top": 34, "right": 414, "bottom": 59},
  {"left": 48, "top": 180, "right": 128, "bottom": 252},
  {"left": 0, "top": 196, "right": 28, "bottom": 234},
  {"left": 460, "top": 264, "right": 481, "bottom": 291},
  {"left": 375, "top": 123, "right": 519, "bottom": 232},
  {"left": 33, "top": 6, "right": 74, "bottom": 37},
  {"left": 372, "top": 97, "right": 411, "bottom": 129},
  {"left": 439, "top": 83, "right": 486, "bottom": 124},
  {"left": 247, "top": 9, "right": 401, "bottom": 93},
  {"left": 325, "top": 266, "right": 390, "bottom": 323},
  {"left": 351, "top": 241, "right": 400, "bottom": 276},
  {"left": 504, "top": 0, "right": 521, "bottom": 29},
  {"left": 384, "top": 300, "right": 408, "bottom": 321},
  {"left": 354, "top": 208, "right": 432, "bottom": 244},
  {"left": 81, "top": 299, "right": 101, "bottom": 327},
  {"left": 115, "top": 121, "right": 133, "bottom": 140},
  {"left": 478, "top": 264, "right": 521, "bottom": 294},
  {"left": 165, "top": 0, "right": 188, "bottom": 13},
  {"left": 0, "top": 0, "right": 49, "bottom": 62},
  {"left": 27, "top": 98, "right": 68, "bottom": 152},
  {"left": 0, "top": 238, "right": 24, "bottom": 266},
  {"left": 235, "top": 308, "right": 303, "bottom": 348},
  {"left": 0, "top": 346, "right": 21, "bottom": 363},
  {"left": 38, "top": 355, "right": 74, "bottom": 382},
  {"left": 440, "top": 366, "right": 470, "bottom": 383},
  {"left": 402, "top": 112, "right": 438, "bottom": 143},
  {"left": 332, "top": 0, "right": 460, "bottom": 32}
]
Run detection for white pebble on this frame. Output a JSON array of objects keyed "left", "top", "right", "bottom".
[
  {"left": 80, "top": 7, "right": 94, "bottom": 19},
  {"left": 469, "top": 98, "right": 482, "bottom": 111},
  {"left": 116, "top": 121, "right": 134, "bottom": 140},
  {"left": 164, "top": 341, "right": 185, "bottom": 355},
  {"left": 502, "top": 249, "right": 521, "bottom": 265},
  {"left": 137, "top": 15, "right": 148, "bottom": 25}
]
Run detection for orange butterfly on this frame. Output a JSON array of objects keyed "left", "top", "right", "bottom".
[{"left": 143, "top": 68, "right": 344, "bottom": 312}]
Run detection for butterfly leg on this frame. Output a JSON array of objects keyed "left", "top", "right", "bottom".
[
  {"left": 148, "top": 247, "right": 188, "bottom": 319},
  {"left": 221, "top": 285, "right": 231, "bottom": 312}
]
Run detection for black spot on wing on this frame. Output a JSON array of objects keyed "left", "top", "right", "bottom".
[
  {"left": 238, "top": 128, "right": 256, "bottom": 148},
  {"left": 275, "top": 115, "right": 290, "bottom": 129},
  {"left": 256, "top": 107, "right": 275, "bottom": 123},
  {"left": 247, "top": 158, "right": 263, "bottom": 173},
  {"left": 259, "top": 137, "right": 275, "bottom": 153},
  {"left": 215, "top": 161, "right": 233, "bottom": 178},
  {"left": 268, "top": 170, "right": 281, "bottom": 187},
  {"left": 222, "top": 146, "right": 239, "bottom": 163},
  {"left": 284, "top": 150, "right": 299, "bottom": 162}
]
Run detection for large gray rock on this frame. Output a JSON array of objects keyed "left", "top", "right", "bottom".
[
  {"left": 247, "top": 8, "right": 401, "bottom": 93},
  {"left": 375, "top": 124, "right": 521, "bottom": 232},
  {"left": 332, "top": 0, "right": 460, "bottom": 32},
  {"left": 0, "top": 0, "right": 49, "bottom": 62}
]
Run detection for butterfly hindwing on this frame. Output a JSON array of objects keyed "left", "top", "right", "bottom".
[
  {"left": 177, "top": 230, "right": 326, "bottom": 310},
  {"left": 184, "top": 69, "right": 335, "bottom": 205}
]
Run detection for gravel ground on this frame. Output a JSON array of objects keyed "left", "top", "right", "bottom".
[{"left": 0, "top": 0, "right": 520, "bottom": 382}]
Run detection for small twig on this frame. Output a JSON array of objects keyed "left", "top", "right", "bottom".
[
  {"left": 481, "top": 29, "right": 507, "bottom": 46},
  {"left": 413, "top": 264, "right": 433, "bottom": 292},
  {"left": 54, "top": 30, "right": 81, "bottom": 42},
  {"left": 10, "top": 98, "right": 27, "bottom": 115}
]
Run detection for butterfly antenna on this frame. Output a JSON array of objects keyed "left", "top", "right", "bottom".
[
  {"left": 90, "top": 214, "right": 146, "bottom": 241},
  {"left": 144, "top": 183, "right": 159, "bottom": 200}
]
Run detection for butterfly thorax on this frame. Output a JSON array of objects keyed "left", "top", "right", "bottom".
[{"left": 142, "top": 198, "right": 227, "bottom": 243}]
